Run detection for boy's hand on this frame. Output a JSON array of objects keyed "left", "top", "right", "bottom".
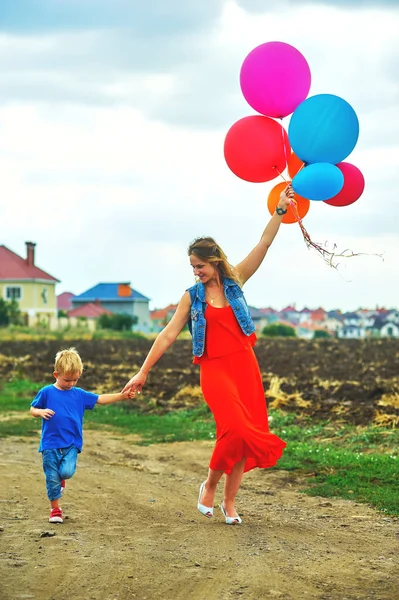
[
  {"left": 41, "top": 409, "right": 55, "bottom": 420},
  {"left": 122, "top": 390, "right": 136, "bottom": 400}
]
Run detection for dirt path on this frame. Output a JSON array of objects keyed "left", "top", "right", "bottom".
[{"left": 1, "top": 430, "right": 398, "bottom": 600}]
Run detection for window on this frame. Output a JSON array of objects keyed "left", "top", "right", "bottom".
[
  {"left": 41, "top": 288, "right": 48, "bottom": 304},
  {"left": 6, "top": 287, "right": 22, "bottom": 300}
]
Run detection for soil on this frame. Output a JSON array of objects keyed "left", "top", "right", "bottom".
[
  {"left": 1, "top": 430, "right": 398, "bottom": 600},
  {"left": 1, "top": 338, "right": 399, "bottom": 426}
]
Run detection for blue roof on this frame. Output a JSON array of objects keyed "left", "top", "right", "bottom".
[{"left": 72, "top": 283, "right": 150, "bottom": 303}]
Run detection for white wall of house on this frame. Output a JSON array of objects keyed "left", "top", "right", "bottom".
[
  {"left": 380, "top": 323, "right": 399, "bottom": 338},
  {"left": 133, "top": 300, "right": 151, "bottom": 333}
]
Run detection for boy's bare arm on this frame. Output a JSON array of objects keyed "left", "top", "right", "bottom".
[
  {"left": 30, "top": 407, "right": 55, "bottom": 420},
  {"left": 96, "top": 391, "right": 134, "bottom": 406}
]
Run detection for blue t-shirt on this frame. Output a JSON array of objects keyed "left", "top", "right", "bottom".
[{"left": 31, "top": 385, "right": 98, "bottom": 452}]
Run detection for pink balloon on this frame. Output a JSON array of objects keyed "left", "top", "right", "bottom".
[
  {"left": 324, "top": 162, "right": 365, "bottom": 207},
  {"left": 240, "top": 41, "right": 311, "bottom": 118}
]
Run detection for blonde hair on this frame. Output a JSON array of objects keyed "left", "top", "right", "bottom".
[
  {"left": 188, "top": 237, "right": 241, "bottom": 285},
  {"left": 54, "top": 347, "right": 83, "bottom": 375}
]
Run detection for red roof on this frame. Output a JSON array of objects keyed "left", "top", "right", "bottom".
[
  {"left": 0, "top": 245, "right": 59, "bottom": 282},
  {"left": 281, "top": 305, "right": 297, "bottom": 312},
  {"left": 57, "top": 292, "right": 74, "bottom": 310},
  {"left": 151, "top": 304, "right": 178, "bottom": 320},
  {"left": 67, "top": 303, "right": 113, "bottom": 318}
]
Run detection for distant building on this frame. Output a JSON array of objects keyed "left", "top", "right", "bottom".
[
  {"left": 150, "top": 304, "right": 178, "bottom": 333},
  {"left": 57, "top": 292, "right": 74, "bottom": 312},
  {"left": 68, "top": 302, "right": 113, "bottom": 320},
  {"left": 0, "top": 242, "right": 59, "bottom": 325},
  {"left": 71, "top": 282, "right": 151, "bottom": 332}
]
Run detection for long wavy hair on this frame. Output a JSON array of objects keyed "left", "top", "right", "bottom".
[{"left": 187, "top": 236, "right": 241, "bottom": 285}]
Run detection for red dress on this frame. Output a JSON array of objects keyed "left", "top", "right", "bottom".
[{"left": 194, "top": 303, "right": 286, "bottom": 474}]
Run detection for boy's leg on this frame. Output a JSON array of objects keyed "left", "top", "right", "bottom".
[
  {"left": 42, "top": 449, "right": 63, "bottom": 503},
  {"left": 59, "top": 445, "right": 78, "bottom": 482},
  {"left": 42, "top": 449, "right": 64, "bottom": 522}
]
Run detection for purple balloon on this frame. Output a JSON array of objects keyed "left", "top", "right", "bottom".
[{"left": 240, "top": 41, "right": 311, "bottom": 118}]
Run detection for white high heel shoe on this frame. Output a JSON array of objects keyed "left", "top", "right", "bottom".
[
  {"left": 220, "top": 503, "right": 242, "bottom": 525},
  {"left": 197, "top": 481, "right": 213, "bottom": 518}
]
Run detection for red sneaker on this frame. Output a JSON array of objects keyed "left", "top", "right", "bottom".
[
  {"left": 49, "top": 508, "right": 63, "bottom": 523},
  {"left": 61, "top": 480, "right": 66, "bottom": 493}
]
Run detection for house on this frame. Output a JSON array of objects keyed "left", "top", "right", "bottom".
[
  {"left": 323, "top": 317, "right": 342, "bottom": 335},
  {"left": 280, "top": 305, "right": 300, "bottom": 324},
  {"left": 150, "top": 304, "right": 178, "bottom": 333},
  {"left": 57, "top": 292, "right": 74, "bottom": 312},
  {"left": 296, "top": 321, "right": 320, "bottom": 340},
  {"left": 71, "top": 283, "right": 151, "bottom": 333},
  {"left": 0, "top": 242, "right": 59, "bottom": 326},
  {"left": 309, "top": 307, "right": 328, "bottom": 325},
  {"left": 249, "top": 306, "right": 270, "bottom": 333},
  {"left": 258, "top": 307, "right": 280, "bottom": 324},
  {"left": 369, "top": 316, "right": 399, "bottom": 339}
]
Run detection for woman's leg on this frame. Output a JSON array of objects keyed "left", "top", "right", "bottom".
[
  {"left": 199, "top": 467, "right": 224, "bottom": 507},
  {"left": 223, "top": 457, "right": 246, "bottom": 517}
]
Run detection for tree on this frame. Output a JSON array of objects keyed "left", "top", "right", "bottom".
[
  {"left": 262, "top": 323, "right": 297, "bottom": 337},
  {"left": 0, "top": 299, "right": 22, "bottom": 327},
  {"left": 313, "top": 329, "right": 332, "bottom": 339},
  {"left": 98, "top": 313, "right": 138, "bottom": 331}
]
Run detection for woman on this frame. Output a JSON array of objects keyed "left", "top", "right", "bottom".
[{"left": 123, "top": 184, "right": 293, "bottom": 524}]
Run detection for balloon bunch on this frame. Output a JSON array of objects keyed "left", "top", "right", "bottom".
[{"left": 223, "top": 41, "right": 366, "bottom": 266}]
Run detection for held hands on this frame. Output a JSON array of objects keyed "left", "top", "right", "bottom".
[
  {"left": 122, "top": 389, "right": 136, "bottom": 400},
  {"left": 122, "top": 370, "right": 147, "bottom": 396},
  {"left": 278, "top": 183, "right": 295, "bottom": 211}
]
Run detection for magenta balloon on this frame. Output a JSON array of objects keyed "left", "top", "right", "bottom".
[
  {"left": 324, "top": 162, "right": 365, "bottom": 207},
  {"left": 240, "top": 41, "right": 311, "bottom": 118}
]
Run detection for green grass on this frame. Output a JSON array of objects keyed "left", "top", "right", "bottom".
[
  {"left": 0, "top": 325, "right": 147, "bottom": 341},
  {"left": 84, "top": 404, "right": 215, "bottom": 444},
  {"left": 0, "top": 379, "right": 46, "bottom": 412},
  {"left": 1, "top": 379, "right": 398, "bottom": 515}
]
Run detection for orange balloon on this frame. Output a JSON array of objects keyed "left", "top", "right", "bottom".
[
  {"left": 287, "top": 151, "right": 304, "bottom": 179},
  {"left": 267, "top": 182, "right": 310, "bottom": 224}
]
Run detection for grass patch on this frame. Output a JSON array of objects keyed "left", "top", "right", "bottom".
[
  {"left": 0, "top": 379, "right": 46, "bottom": 412},
  {"left": 270, "top": 412, "right": 399, "bottom": 516},
  {"left": 1, "top": 379, "right": 398, "bottom": 515},
  {"left": 0, "top": 325, "right": 147, "bottom": 341},
  {"left": 0, "top": 417, "right": 41, "bottom": 438},
  {"left": 85, "top": 404, "right": 215, "bottom": 445}
]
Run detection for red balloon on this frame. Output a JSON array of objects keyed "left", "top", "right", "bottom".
[
  {"left": 224, "top": 116, "right": 291, "bottom": 183},
  {"left": 324, "top": 162, "right": 365, "bottom": 207}
]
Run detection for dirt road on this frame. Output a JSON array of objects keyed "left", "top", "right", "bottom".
[{"left": 1, "top": 430, "right": 398, "bottom": 600}]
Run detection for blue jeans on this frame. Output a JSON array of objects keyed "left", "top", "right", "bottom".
[{"left": 42, "top": 445, "right": 78, "bottom": 501}]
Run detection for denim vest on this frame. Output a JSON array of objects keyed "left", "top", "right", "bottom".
[{"left": 187, "top": 277, "right": 255, "bottom": 357}]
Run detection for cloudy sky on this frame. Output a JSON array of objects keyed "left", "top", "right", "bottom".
[{"left": 0, "top": 0, "right": 398, "bottom": 311}]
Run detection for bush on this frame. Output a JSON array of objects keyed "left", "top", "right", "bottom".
[
  {"left": 262, "top": 323, "right": 296, "bottom": 337},
  {"left": 98, "top": 313, "right": 138, "bottom": 331},
  {"left": 313, "top": 329, "right": 332, "bottom": 339},
  {"left": 0, "top": 299, "right": 22, "bottom": 327}
]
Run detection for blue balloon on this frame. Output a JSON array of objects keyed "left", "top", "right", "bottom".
[
  {"left": 292, "top": 163, "right": 344, "bottom": 201},
  {"left": 288, "top": 94, "right": 359, "bottom": 164}
]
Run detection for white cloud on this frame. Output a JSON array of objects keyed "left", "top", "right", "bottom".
[{"left": 0, "top": 0, "right": 398, "bottom": 312}]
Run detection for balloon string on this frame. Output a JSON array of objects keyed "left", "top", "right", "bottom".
[{"left": 272, "top": 167, "right": 383, "bottom": 270}]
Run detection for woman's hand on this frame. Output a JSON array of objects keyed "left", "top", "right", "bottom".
[
  {"left": 122, "top": 370, "right": 147, "bottom": 395},
  {"left": 278, "top": 183, "right": 295, "bottom": 210}
]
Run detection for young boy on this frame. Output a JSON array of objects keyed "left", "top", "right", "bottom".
[{"left": 30, "top": 347, "right": 135, "bottom": 523}]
